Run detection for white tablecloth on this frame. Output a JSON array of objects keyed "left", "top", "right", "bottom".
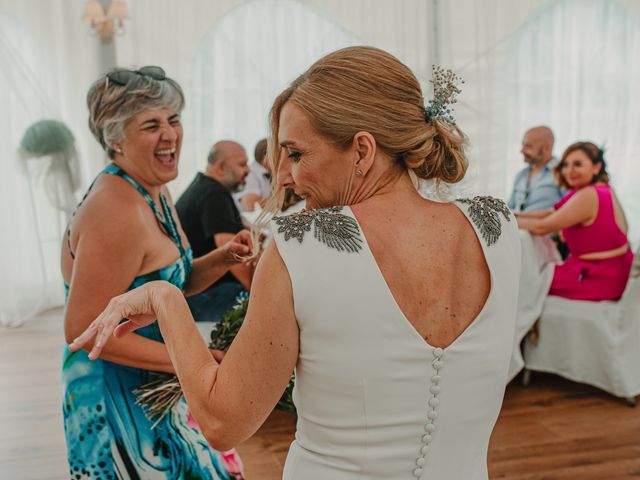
[{"left": 507, "top": 230, "right": 560, "bottom": 381}]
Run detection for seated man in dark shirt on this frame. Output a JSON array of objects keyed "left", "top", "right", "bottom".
[{"left": 176, "top": 140, "right": 251, "bottom": 322}]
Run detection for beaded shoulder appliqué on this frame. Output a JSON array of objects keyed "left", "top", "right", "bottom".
[
  {"left": 273, "top": 206, "right": 363, "bottom": 253},
  {"left": 456, "top": 196, "right": 511, "bottom": 246}
]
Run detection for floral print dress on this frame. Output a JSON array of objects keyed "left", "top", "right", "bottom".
[{"left": 62, "top": 165, "right": 243, "bottom": 479}]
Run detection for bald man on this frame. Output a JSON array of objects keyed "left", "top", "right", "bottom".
[
  {"left": 176, "top": 140, "right": 251, "bottom": 322},
  {"left": 508, "top": 126, "right": 564, "bottom": 212}
]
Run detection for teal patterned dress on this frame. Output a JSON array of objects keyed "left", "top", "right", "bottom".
[{"left": 62, "top": 165, "right": 239, "bottom": 480}]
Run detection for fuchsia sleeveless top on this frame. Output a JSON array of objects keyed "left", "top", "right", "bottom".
[{"left": 554, "top": 184, "right": 629, "bottom": 257}]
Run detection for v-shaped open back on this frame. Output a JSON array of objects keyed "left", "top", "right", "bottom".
[
  {"left": 347, "top": 203, "right": 494, "bottom": 351},
  {"left": 271, "top": 199, "right": 521, "bottom": 479}
]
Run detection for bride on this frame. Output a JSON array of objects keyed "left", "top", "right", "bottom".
[{"left": 70, "top": 46, "right": 520, "bottom": 479}]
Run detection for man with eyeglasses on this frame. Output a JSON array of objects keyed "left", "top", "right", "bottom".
[{"left": 508, "top": 126, "right": 564, "bottom": 213}]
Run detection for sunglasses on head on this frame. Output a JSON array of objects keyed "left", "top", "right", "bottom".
[{"left": 106, "top": 66, "right": 166, "bottom": 86}]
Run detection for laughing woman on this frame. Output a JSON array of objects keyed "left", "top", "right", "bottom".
[{"left": 61, "top": 67, "right": 248, "bottom": 479}]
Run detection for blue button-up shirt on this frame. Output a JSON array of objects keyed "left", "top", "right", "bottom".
[{"left": 507, "top": 159, "right": 564, "bottom": 212}]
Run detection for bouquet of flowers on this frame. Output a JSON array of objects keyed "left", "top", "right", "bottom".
[{"left": 134, "top": 293, "right": 296, "bottom": 428}]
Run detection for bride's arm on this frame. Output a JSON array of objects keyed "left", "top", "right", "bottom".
[
  {"left": 158, "top": 242, "right": 298, "bottom": 449},
  {"left": 73, "top": 241, "right": 298, "bottom": 450}
]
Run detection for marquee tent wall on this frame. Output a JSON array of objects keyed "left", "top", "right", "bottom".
[{"left": 1, "top": 0, "right": 638, "bottom": 325}]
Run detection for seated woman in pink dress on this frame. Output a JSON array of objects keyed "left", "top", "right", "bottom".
[{"left": 516, "top": 141, "right": 632, "bottom": 301}]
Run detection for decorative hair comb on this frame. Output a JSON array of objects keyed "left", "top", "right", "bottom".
[{"left": 424, "top": 65, "right": 464, "bottom": 125}]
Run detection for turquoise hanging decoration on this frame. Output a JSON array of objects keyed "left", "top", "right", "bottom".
[
  {"left": 19, "top": 119, "right": 81, "bottom": 215},
  {"left": 20, "top": 119, "right": 75, "bottom": 157}
]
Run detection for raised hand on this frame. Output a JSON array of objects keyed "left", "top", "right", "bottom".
[{"left": 69, "top": 280, "right": 179, "bottom": 360}]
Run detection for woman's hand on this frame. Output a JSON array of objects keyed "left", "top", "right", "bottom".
[
  {"left": 69, "top": 280, "right": 180, "bottom": 360},
  {"left": 222, "top": 230, "right": 255, "bottom": 262},
  {"left": 184, "top": 230, "right": 258, "bottom": 297}
]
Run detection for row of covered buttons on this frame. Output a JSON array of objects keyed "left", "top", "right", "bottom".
[{"left": 413, "top": 347, "right": 444, "bottom": 478}]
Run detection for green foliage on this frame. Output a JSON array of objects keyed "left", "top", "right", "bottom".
[
  {"left": 208, "top": 293, "right": 250, "bottom": 351},
  {"left": 209, "top": 293, "right": 297, "bottom": 415},
  {"left": 136, "top": 293, "right": 296, "bottom": 426}
]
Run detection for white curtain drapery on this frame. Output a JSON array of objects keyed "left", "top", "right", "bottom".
[
  {"left": 503, "top": 0, "right": 640, "bottom": 242},
  {"left": 1, "top": 0, "right": 639, "bottom": 326},
  {"left": 115, "top": 0, "right": 436, "bottom": 195},
  {"left": 0, "top": 0, "right": 104, "bottom": 326}
]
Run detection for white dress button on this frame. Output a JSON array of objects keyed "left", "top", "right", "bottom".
[{"left": 412, "top": 346, "right": 446, "bottom": 476}]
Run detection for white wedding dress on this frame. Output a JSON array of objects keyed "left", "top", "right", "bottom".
[{"left": 271, "top": 199, "right": 521, "bottom": 479}]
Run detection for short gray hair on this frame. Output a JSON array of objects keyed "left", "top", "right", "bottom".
[{"left": 87, "top": 69, "right": 185, "bottom": 159}]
